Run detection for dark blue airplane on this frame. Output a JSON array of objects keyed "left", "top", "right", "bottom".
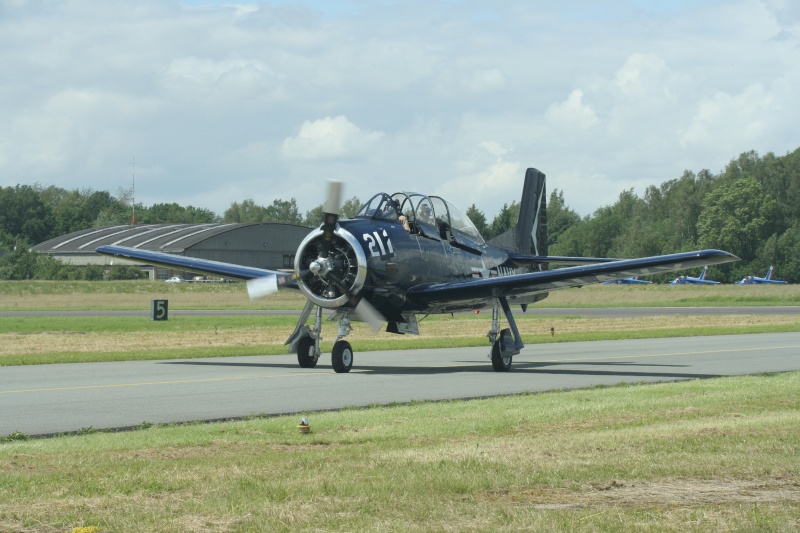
[
  {"left": 737, "top": 266, "right": 787, "bottom": 285},
  {"left": 96, "top": 168, "right": 738, "bottom": 373}
]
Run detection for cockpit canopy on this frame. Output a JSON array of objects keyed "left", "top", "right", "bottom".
[{"left": 354, "top": 192, "right": 485, "bottom": 245}]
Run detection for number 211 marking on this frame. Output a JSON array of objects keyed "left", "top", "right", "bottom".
[{"left": 363, "top": 230, "right": 394, "bottom": 257}]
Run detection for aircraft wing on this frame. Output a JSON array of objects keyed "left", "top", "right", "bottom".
[
  {"left": 407, "top": 249, "right": 738, "bottom": 307},
  {"left": 95, "top": 245, "right": 299, "bottom": 288},
  {"left": 508, "top": 252, "right": 620, "bottom": 267}
]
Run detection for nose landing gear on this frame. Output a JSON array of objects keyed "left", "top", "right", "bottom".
[{"left": 286, "top": 303, "right": 355, "bottom": 373}]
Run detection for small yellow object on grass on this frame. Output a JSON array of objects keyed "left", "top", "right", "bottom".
[{"left": 298, "top": 417, "right": 311, "bottom": 434}]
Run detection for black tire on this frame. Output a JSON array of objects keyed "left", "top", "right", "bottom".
[
  {"left": 331, "top": 340, "right": 353, "bottom": 373},
  {"left": 491, "top": 340, "right": 512, "bottom": 372},
  {"left": 297, "top": 336, "right": 318, "bottom": 368}
]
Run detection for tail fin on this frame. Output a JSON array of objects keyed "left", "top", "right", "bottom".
[
  {"left": 487, "top": 168, "right": 547, "bottom": 255},
  {"left": 766, "top": 266, "right": 774, "bottom": 280},
  {"left": 698, "top": 266, "right": 708, "bottom": 280}
]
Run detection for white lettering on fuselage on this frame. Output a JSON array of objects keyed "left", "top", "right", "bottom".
[
  {"left": 471, "top": 265, "right": 523, "bottom": 278},
  {"left": 363, "top": 230, "right": 394, "bottom": 258}
]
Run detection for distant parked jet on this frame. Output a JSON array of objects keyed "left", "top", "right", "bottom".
[
  {"left": 737, "top": 266, "right": 787, "bottom": 285},
  {"left": 603, "top": 276, "right": 652, "bottom": 285},
  {"left": 669, "top": 266, "right": 720, "bottom": 285}
]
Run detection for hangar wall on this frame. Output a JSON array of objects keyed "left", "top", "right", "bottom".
[
  {"left": 190, "top": 224, "right": 310, "bottom": 270},
  {"left": 32, "top": 223, "right": 313, "bottom": 279}
]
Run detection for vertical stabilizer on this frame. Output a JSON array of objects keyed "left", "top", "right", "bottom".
[
  {"left": 698, "top": 266, "right": 708, "bottom": 280},
  {"left": 766, "top": 266, "right": 774, "bottom": 280},
  {"left": 488, "top": 168, "right": 547, "bottom": 256}
]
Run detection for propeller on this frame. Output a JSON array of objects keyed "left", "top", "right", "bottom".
[
  {"left": 317, "top": 180, "right": 384, "bottom": 332},
  {"left": 247, "top": 180, "right": 385, "bottom": 332}
]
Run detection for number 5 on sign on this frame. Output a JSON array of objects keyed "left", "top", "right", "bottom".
[{"left": 151, "top": 299, "right": 169, "bottom": 321}]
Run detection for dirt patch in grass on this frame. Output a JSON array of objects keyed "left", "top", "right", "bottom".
[{"left": 492, "top": 478, "right": 800, "bottom": 508}]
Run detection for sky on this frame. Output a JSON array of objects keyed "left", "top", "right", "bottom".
[{"left": 1, "top": 0, "right": 799, "bottom": 220}]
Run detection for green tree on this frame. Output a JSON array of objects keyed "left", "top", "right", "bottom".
[
  {"left": 303, "top": 205, "right": 324, "bottom": 227},
  {"left": 487, "top": 202, "right": 518, "bottom": 240},
  {"left": 548, "top": 217, "right": 588, "bottom": 256},
  {"left": 263, "top": 198, "right": 303, "bottom": 224},
  {"left": 546, "top": 189, "right": 580, "bottom": 247},
  {"left": 0, "top": 185, "right": 55, "bottom": 244},
  {"left": 82, "top": 264, "right": 106, "bottom": 281},
  {"left": 39, "top": 187, "right": 125, "bottom": 234},
  {"left": 0, "top": 246, "right": 37, "bottom": 280},
  {"left": 33, "top": 254, "right": 81, "bottom": 280},
  {"left": 697, "top": 176, "right": 778, "bottom": 263},
  {"left": 341, "top": 196, "right": 362, "bottom": 219},
  {"left": 757, "top": 224, "right": 800, "bottom": 284},
  {"left": 465, "top": 204, "right": 487, "bottom": 237},
  {"left": 304, "top": 196, "right": 362, "bottom": 227},
  {"left": 139, "top": 203, "right": 219, "bottom": 224},
  {"left": 106, "top": 264, "right": 147, "bottom": 280},
  {"left": 223, "top": 199, "right": 267, "bottom": 223}
]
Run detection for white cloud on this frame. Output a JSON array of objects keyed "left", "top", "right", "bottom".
[
  {"left": 163, "top": 57, "right": 286, "bottom": 102},
  {"left": 0, "top": 0, "right": 798, "bottom": 221},
  {"left": 281, "top": 116, "right": 384, "bottom": 160},
  {"left": 680, "top": 83, "right": 775, "bottom": 150},
  {"left": 545, "top": 89, "right": 600, "bottom": 131}
]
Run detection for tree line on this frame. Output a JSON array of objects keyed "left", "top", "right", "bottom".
[
  {"left": 542, "top": 148, "right": 800, "bottom": 283},
  {"left": 2, "top": 146, "right": 799, "bottom": 281}
]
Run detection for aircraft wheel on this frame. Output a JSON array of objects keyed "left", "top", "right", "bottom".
[
  {"left": 297, "top": 336, "right": 319, "bottom": 368},
  {"left": 331, "top": 340, "right": 353, "bottom": 373},
  {"left": 491, "top": 341, "right": 512, "bottom": 372}
]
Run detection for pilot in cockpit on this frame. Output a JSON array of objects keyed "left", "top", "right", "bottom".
[
  {"left": 390, "top": 199, "right": 411, "bottom": 232},
  {"left": 417, "top": 204, "right": 433, "bottom": 225}
]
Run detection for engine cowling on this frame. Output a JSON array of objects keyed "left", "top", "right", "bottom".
[{"left": 294, "top": 226, "right": 368, "bottom": 308}]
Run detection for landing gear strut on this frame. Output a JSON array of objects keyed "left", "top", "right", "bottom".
[
  {"left": 286, "top": 303, "right": 356, "bottom": 373},
  {"left": 331, "top": 314, "right": 354, "bottom": 373},
  {"left": 487, "top": 296, "right": 524, "bottom": 372},
  {"left": 287, "top": 302, "right": 324, "bottom": 369}
]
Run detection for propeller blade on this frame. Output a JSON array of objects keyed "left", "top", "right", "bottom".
[
  {"left": 354, "top": 296, "right": 385, "bottom": 333},
  {"left": 247, "top": 275, "right": 279, "bottom": 300},
  {"left": 247, "top": 272, "right": 296, "bottom": 301},
  {"left": 324, "top": 271, "right": 384, "bottom": 332},
  {"left": 320, "top": 180, "right": 343, "bottom": 258},
  {"left": 325, "top": 180, "right": 343, "bottom": 216}
]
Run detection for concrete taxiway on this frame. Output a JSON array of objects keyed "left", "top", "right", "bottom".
[{"left": 2, "top": 332, "right": 799, "bottom": 437}]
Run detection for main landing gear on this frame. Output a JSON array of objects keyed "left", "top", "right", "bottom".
[
  {"left": 486, "top": 296, "right": 524, "bottom": 372},
  {"left": 286, "top": 301, "right": 356, "bottom": 373},
  {"left": 287, "top": 296, "right": 524, "bottom": 373}
]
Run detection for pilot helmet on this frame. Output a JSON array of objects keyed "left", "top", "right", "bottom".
[{"left": 419, "top": 204, "right": 431, "bottom": 216}]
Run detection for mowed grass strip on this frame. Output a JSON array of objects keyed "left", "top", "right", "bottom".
[
  {"left": 1, "top": 372, "right": 798, "bottom": 532},
  {"left": 3, "top": 313, "right": 800, "bottom": 366},
  {"left": 3, "top": 280, "right": 800, "bottom": 310}
]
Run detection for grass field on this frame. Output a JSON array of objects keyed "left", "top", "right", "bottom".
[
  {"left": 2, "top": 281, "right": 799, "bottom": 367},
  {"left": 2, "top": 372, "right": 798, "bottom": 531},
  {"left": 2, "top": 279, "right": 800, "bottom": 310},
  {"left": 2, "top": 281, "right": 799, "bottom": 531}
]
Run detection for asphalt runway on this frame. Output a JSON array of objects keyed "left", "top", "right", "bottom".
[{"left": 2, "top": 332, "right": 799, "bottom": 437}]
